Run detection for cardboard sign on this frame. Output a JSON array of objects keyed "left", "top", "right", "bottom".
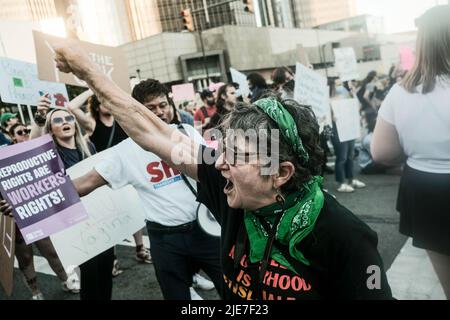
[
  {"left": 33, "top": 30, "right": 131, "bottom": 93},
  {"left": 0, "top": 135, "right": 88, "bottom": 244},
  {"left": 333, "top": 48, "right": 359, "bottom": 82},
  {"left": 171, "top": 83, "right": 195, "bottom": 102},
  {"left": 51, "top": 150, "right": 146, "bottom": 268},
  {"left": 294, "top": 62, "right": 332, "bottom": 129},
  {"left": 0, "top": 215, "right": 15, "bottom": 296},
  {"left": 331, "top": 98, "right": 361, "bottom": 142},
  {"left": 0, "top": 57, "right": 69, "bottom": 107},
  {"left": 230, "top": 68, "right": 250, "bottom": 98}
]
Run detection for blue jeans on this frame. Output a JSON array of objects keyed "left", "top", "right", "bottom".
[{"left": 331, "top": 125, "right": 355, "bottom": 184}]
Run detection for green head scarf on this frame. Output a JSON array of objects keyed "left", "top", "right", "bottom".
[{"left": 244, "top": 98, "right": 325, "bottom": 274}]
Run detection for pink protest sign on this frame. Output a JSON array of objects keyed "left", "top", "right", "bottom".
[
  {"left": 400, "top": 47, "right": 415, "bottom": 71},
  {"left": 171, "top": 83, "right": 195, "bottom": 102}
]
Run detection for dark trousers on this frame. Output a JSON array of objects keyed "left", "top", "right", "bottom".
[
  {"left": 79, "top": 247, "right": 114, "bottom": 300},
  {"left": 331, "top": 125, "right": 355, "bottom": 184},
  {"left": 147, "top": 221, "right": 222, "bottom": 300}
]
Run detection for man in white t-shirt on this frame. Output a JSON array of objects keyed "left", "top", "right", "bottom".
[{"left": 71, "top": 79, "right": 222, "bottom": 300}]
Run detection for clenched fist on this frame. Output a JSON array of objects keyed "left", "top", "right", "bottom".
[{"left": 53, "top": 40, "right": 100, "bottom": 81}]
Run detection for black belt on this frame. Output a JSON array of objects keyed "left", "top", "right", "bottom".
[{"left": 146, "top": 220, "right": 196, "bottom": 234}]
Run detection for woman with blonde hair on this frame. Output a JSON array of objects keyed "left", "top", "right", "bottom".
[
  {"left": 36, "top": 105, "right": 114, "bottom": 300},
  {"left": 372, "top": 5, "right": 450, "bottom": 298}
]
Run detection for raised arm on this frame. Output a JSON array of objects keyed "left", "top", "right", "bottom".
[
  {"left": 54, "top": 41, "right": 200, "bottom": 180},
  {"left": 67, "top": 89, "right": 96, "bottom": 135},
  {"left": 30, "top": 95, "right": 51, "bottom": 139}
]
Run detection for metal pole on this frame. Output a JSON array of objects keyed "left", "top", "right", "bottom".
[
  {"left": 26, "top": 105, "right": 35, "bottom": 125},
  {"left": 17, "top": 104, "right": 25, "bottom": 124},
  {"left": 198, "top": 28, "right": 210, "bottom": 85},
  {"left": 202, "top": 0, "right": 210, "bottom": 24}
]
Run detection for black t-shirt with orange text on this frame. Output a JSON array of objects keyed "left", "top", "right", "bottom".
[{"left": 196, "top": 147, "right": 393, "bottom": 300}]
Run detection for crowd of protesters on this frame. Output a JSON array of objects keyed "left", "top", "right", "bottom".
[{"left": 0, "top": 4, "right": 448, "bottom": 300}]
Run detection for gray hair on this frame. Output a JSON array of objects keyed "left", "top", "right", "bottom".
[{"left": 219, "top": 95, "right": 324, "bottom": 193}]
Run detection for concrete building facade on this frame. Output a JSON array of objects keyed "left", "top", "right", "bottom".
[
  {"left": 120, "top": 24, "right": 416, "bottom": 90},
  {"left": 292, "top": 0, "right": 357, "bottom": 28},
  {"left": 0, "top": 0, "right": 57, "bottom": 21}
]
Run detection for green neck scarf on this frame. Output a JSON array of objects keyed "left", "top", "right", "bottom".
[{"left": 244, "top": 176, "right": 324, "bottom": 274}]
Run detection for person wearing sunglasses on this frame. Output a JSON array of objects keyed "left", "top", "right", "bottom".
[
  {"left": 9, "top": 123, "right": 30, "bottom": 144},
  {"left": 5, "top": 122, "right": 80, "bottom": 300},
  {"left": 41, "top": 107, "right": 119, "bottom": 301}
]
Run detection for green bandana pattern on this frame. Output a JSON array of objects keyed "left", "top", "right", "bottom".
[
  {"left": 254, "top": 98, "right": 309, "bottom": 164},
  {"left": 244, "top": 176, "right": 324, "bottom": 274}
]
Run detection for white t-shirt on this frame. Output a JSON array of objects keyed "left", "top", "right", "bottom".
[
  {"left": 95, "top": 124, "right": 204, "bottom": 226},
  {"left": 378, "top": 80, "right": 450, "bottom": 173}
]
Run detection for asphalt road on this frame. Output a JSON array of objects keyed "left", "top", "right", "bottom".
[{"left": 0, "top": 169, "right": 407, "bottom": 300}]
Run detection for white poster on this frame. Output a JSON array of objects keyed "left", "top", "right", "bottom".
[
  {"left": 51, "top": 150, "right": 146, "bottom": 268},
  {"left": 0, "top": 57, "right": 69, "bottom": 107},
  {"left": 331, "top": 98, "right": 361, "bottom": 142},
  {"left": 230, "top": 67, "right": 250, "bottom": 98},
  {"left": 293, "top": 62, "right": 332, "bottom": 129},
  {"left": 333, "top": 48, "right": 359, "bottom": 82}
]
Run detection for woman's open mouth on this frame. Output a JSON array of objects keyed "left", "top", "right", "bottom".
[
  {"left": 62, "top": 126, "right": 71, "bottom": 132},
  {"left": 224, "top": 179, "right": 234, "bottom": 194}
]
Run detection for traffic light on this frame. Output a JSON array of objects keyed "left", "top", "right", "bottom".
[
  {"left": 243, "top": 0, "right": 254, "bottom": 13},
  {"left": 181, "top": 9, "right": 194, "bottom": 32}
]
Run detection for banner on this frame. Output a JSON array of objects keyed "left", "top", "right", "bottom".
[
  {"left": 33, "top": 30, "right": 131, "bottom": 93},
  {"left": 51, "top": 150, "right": 146, "bottom": 268},
  {"left": 294, "top": 63, "right": 332, "bottom": 129},
  {"left": 230, "top": 68, "right": 250, "bottom": 98},
  {"left": 0, "top": 135, "right": 88, "bottom": 244},
  {"left": 331, "top": 98, "right": 361, "bottom": 142},
  {"left": 0, "top": 57, "right": 69, "bottom": 107},
  {"left": 333, "top": 48, "right": 359, "bottom": 82},
  {"left": 171, "top": 83, "right": 195, "bottom": 102},
  {"left": 0, "top": 215, "right": 15, "bottom": 296}
]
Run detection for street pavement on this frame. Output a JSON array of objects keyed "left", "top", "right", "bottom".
[{"left": 0, "top": 168, "right": 445, "bottom": 300}]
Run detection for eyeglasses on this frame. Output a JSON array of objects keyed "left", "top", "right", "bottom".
[
  {"left": 15, "top": 129, "right": 31, "bottom": 136},
  {"left": 51, "top": 115, "right": 75, "bottom": 126}
]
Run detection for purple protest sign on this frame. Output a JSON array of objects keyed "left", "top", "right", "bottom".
[{"left": 0, "top": 135, "right": 88, "bottom": 244}]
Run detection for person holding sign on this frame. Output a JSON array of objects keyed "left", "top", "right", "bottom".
[
  {"left": 329, "top": 78, "right": 366, "bottom": 193},
  {"left": 4, "top": 122, "right": 80, "bottom": 300},
  {"left": 33, "top": 106, "right": 116, "bottom": 301},
  {"left": 372, "top": 5, "right": 450, "bottom": 299},
  {"left": 45, "top": 45, "right": 393, "bottom": 299}
]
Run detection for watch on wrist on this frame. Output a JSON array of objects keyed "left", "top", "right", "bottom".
[{"left": 34, "top": 112, "right": 47, "bottom": 126}]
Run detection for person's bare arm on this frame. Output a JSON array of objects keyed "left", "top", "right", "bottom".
[
  {"left": 54, "top": 41, "right": 200, "bottom": 180},
  {"left": 30, "top": 95, "right": 51, "bottom": 139},
  {"left": 371, "top": 118, "right": 405, "bottom": 166},
  {"left": 72, "top": 169, "right": 108, "bottom": 197},
  {"left": 67, "top": 89, "right": 96, "bottom": 135},
  {"left": 0, "top": 169, "right": 108, "bottom": 217}
]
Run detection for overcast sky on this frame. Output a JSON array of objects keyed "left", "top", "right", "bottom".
[{"left": 356, "top": 0, "right": 448, "bottom": 33}]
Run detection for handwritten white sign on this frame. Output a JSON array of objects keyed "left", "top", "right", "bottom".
[
  {"left": 333, "top": 48, "right": 359, "bottom": 82},
  {"left": 230, "top": 67, "right": 250, "bottom": 98},
  {"left": 331, "top": 98, "right": 361, "bottom": 142},
  {"left": 51, "top": 151, "right": 146, "bottom": 268},
  {"left": 0, "top": 57, "right": 69, "bottom": 107},
  {"left": 294, "top": 63, "right": 331, "bottom": 129}
]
